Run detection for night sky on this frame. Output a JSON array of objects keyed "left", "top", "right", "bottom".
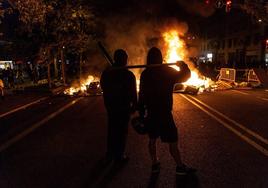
[{"left": 93, "top": 0, "right": 216, "bottom": 20}]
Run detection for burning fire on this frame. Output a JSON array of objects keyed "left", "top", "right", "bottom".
[
  {"left": 163, "top": 30, "right": 212, "bottom": 91},
  {"left": 64, "top": 75, "right": 98, "bottom": 95}
]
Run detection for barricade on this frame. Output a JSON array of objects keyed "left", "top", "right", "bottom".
[{"left": 219, "top": 68, "right": 236, "bottom": 82}]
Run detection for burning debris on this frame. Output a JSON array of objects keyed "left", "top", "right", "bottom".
[
  {"left": 64, "top": 27, "right": 217, "bottom": 97},
  {"left": 64, "top": 75, "right": 102, "bottom": 96},
  {"left": 162, "top": 29, "right": 215, "bottom": 94}
]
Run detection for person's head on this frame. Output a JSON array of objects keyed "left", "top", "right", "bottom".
[
  {"left": 113, "top": 49, "right": 128, "bottom": 67},
  {"left": 147, "top": 47, "right": 163, "bottom": 65}
]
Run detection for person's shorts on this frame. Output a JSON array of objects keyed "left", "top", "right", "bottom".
[{"left": 146, "top": 111, "right": 178, "bottom": 143}]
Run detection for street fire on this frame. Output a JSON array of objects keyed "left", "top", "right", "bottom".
[
  {"left": 64, "top": 75, "right": 100, "bottom": 95},
  {"left": 163, "top": 30, "right": 213, "bottom": 92}
]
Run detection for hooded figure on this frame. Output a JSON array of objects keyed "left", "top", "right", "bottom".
[
  {"left": 138, "top": 47, "right": 195, "bottom": 175},
  {"left": 100, "top": 49, "right": 137, "bottom": 162}
]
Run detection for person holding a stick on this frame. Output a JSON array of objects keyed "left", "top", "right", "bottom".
[
  {"left": 100, "top": 49, "right": 137, "bottom": 163},
  {"left": 138, "top": 47, "right": 195, "bottom": 176}
]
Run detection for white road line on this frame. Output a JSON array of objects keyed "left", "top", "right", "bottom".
[
  {"left": 259, "top": 97, "right": 268, "bottom": 102},
  {"left": 231, "top": 90, "right": 268, "bottom": 102},
  {"left": 231, "top": 90, "right": 250, "bottom": 95},
  {"left": 180, "top": 94, "right": 268, "bottom": 157},
  {"left": 187, "top": 95, "right": 268, "bottom": 145},
  {"left": 0, "top": 97, "right": 49, "bottom": 118},
  {"left": 0, "top": 97, "right": 83, "bottom": 152}
]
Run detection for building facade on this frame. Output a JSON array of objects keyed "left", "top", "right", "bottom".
[{"left": 199, "top": 8, "right": 268, "bottom": 69}]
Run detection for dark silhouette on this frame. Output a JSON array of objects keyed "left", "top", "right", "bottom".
[
  {"left": 147, "top": 172, "right": 160, "bottom": 188},
  {"left": 138, "top": 47, "right": 194, "bottom": 176},
  {"left": 176, "top": 172, "right": 200, "bottom": 188},
  {"left": 7, "top": 68, "right": 14, "bottom": 88},
  {"left": 100, "top": 49, "right": 137, "bottom": 162}
]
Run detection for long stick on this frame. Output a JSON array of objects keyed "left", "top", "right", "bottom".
[
  {"left": 97, "top": 42, "right": 114, "bottom": 65},
  {"left": 97, "top": 42, "right": 184, "bottom": 69},
  {"left": 125, "top": 62, "right": 183, "bottom": 69}
]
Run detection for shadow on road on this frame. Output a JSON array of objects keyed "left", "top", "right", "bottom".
[
  {"left": 147, "top": 172, "right": 160, "bottom": 188},
  {"left": 176, "top": 172, "right": 199, "bottom": 188},
  {"left": 84, "top": 158, "right": 128, "bottom": 188}
]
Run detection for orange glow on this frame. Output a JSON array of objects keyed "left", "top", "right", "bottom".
[
  {"left": 64, "top": 75, "right": 98, "bottom": 95},
  {"left": 163, "top": 30, "right": 185, "bottom": 71},
  {"left": 163, "top": 30, "right": 212, "bottom": 91}
]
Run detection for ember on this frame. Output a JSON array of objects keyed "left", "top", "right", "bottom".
[{"left": 162, "top": 30, "right": 214, "bottom": 93}]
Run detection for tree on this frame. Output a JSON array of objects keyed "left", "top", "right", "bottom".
[{"left": 0, "top": 0, "right": 97, "bottom": 86}]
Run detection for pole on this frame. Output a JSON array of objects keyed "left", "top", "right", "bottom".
[
  {"left": 124, "top": 62, "right": 183, "bottom": 69},
  {"left": 61, "top": 48, "right": 66, "bottom": 85},
  {"left": 54, "top": 56, "right": 58, "bottom": 79},
  {"left": 79, "top": 52, "right": 82, "bottom": 84},
  {"left": 47, "top": 62, "right": 51, "bottom": 88}
]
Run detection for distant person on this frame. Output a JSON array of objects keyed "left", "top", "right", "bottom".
[
  {"left": 0, "top": 76, "right": 4, "bottom": 100},
  {"left": 138, "top": 47, "right": 195, "bottom": 176},
  {"left": 7, "top": 68, "right": 14, "bottom": 88},
  {"left": 2, "top": 68, "right": 8, "bottom": 87},
  {"left": 100, "top": 49, "right": 137, "bottom": 163}
]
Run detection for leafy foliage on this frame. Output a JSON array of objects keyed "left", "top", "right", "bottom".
[{"left": 0, "top": 0, "right": 97, "bottom": 60}]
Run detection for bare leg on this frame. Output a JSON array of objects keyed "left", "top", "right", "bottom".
[
  {"left": 169, "top": 142, "right": 183, "bottom": 166},
  {"left": 148, "top": 139, "right": 158, "bottom": 164}
]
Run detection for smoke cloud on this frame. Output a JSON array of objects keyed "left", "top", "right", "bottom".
[
  {"left": 103, "top": 17, "right": 189, "bottom": 76},
  {"left": 176, "top": 0, "right": 216, "bottom": 17},
  {"left": 88, "top": 0, "right": 208, "bottom": 76}
]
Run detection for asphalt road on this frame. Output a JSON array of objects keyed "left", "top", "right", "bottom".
[{"left": 0, "top": 89, "right": 267, "bottom": 188}]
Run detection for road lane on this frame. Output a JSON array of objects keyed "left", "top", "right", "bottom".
[
  {"left": 185, "top": 90, "right": 268, "bottom": 138},
  {"left": 0, "top": 97, "right": 83, "bottom": 152},
  {"left": 0, "top": 94, "right": 267, "bottom": 188},
  {"left": 173, "top": 94, "right": 268, "bottom": 188},
  {"left": 0, "top": 96, "right": 78, "bottom": 144},
  {"left": 180, "top": 94, "right": 268, "bottom": 156},
  {"left": 0, "top": 96, "right": 49, "bottom": 118},
  {"left": 0, "top": 94, "right": 48, "bottom": 114}
]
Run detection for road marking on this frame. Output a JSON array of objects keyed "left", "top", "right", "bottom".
[
  {"left": 0, "top": 97, "right": 83, "bottom": 152},
  {"left": 231, "top": 90, "right": 268, "bottom": 102},
  {"left": 259, "top": 97, "right": 268, "bottom": 102},
  {"left": 187, "top": 95, "right": 268, "bottom": 145},
  {"left": 180, "top": 94, "right": 268, "bottom": 157},
  {"left": 231, "top": 90, "right": 250, "bottom": 95},
  {"left": 0, "top": 97, "right": 49, "bottom": 119}
]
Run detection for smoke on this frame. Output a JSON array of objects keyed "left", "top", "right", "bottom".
[
  {"left": 89, "top": 0, "right": 206, "bottom": 76},
  {"left": 176, "top": 0, "right": 215, "bottom": 17},
  {"left": 103, "top": 17, "right": 191, "bottom": 76}
]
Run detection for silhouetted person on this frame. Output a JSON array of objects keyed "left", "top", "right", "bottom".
[
  {"left": 7, "top": 68, "right": 14, "bottom": 88},
  {"left": 138, "top": 47, "right": 194, "bottom": 176},
  {"left": 100, "top": 49, "right": 137, "bottom": 162}
]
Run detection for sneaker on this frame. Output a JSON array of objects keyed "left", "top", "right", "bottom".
[
  {"left": 176, "top": 164, "right": 196, "bottom": 176},
  {"left": 151, "top": 162, "right": 160, "bottom": 174}
]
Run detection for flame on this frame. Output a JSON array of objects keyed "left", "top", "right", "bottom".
[
  {"left": 163, "top": 30, "right": 212, "bottom": 91},
  {"left": 64, "top": 75, "right": 98, "bottom": 95},
  {"left": 163, "top": 30, "right": 185, "bottom": 63}
]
